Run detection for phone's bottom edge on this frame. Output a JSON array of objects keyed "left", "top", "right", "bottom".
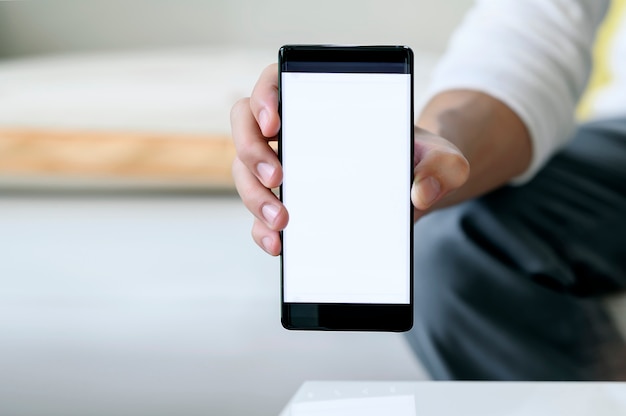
[{"left": 281, "top": 302, "right": 413, "bottom": 332}]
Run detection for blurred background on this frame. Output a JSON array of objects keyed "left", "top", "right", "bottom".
[{"left": 0, "top": 1, "right": 472, "bottom": 415}]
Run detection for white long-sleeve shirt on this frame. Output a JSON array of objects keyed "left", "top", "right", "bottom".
[{"left": 425, "top": 0, "right": 610, "bottom": 183}]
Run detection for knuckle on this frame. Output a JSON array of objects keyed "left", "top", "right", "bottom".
[
  {"left": 232, "top": 163, "right": 258, "bottom": 204},
  {"left": 231, "top": 156, "right": 244, "bottom": 180},
  {"left": 442, "top": 153, "right": 470, "bottom": 189},
  {"left": 251, "top": 219, "right": 262, "bottom": 239},
  {"left": 230, "top": 97, "right": 250, "bottom": 124},
  {"left": 262, "top": 63, "right": 278, "bottom": 78},
  {"left": 237, "top": 141, "right": 260, "bottom": 165},
  {"left": 452, "top": 153, "right": 470, "bottom": 176},
  {"left": 238, "top": 180, "right": 260, "bottom": 206},
  {"left": 420, "top": 148, "right": 470, "bottom": 190}
]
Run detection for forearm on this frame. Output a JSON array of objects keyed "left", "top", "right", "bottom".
[
  {"left": 418, "top": 90, "right": 531, "bottom": 208},
  {"left": 422, "top": 0, "right": 608, "bottom": 185}
]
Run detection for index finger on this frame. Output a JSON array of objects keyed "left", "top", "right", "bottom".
[{"left": 250, "top": 63, "right": 280, "bottom": 139}]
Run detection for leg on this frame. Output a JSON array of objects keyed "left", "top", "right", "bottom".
[{"left": 406, "top": 118, "right": 626, "bottom": 380}]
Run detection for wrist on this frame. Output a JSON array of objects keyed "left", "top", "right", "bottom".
[{"left": 417, "top": 89, "right": 532, "bottom": 200}]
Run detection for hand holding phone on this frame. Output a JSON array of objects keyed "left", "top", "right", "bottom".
[{"left": 279, "top": 45, "right": 414, "bottom": 331}]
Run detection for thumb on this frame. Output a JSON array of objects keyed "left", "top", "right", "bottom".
[{"left": 411, "top": 131, "right": 470, "bottom": 213}]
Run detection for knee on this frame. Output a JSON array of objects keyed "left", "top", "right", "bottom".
[{"left": 412, "top": 198, "right": 518, "bottom": 318}]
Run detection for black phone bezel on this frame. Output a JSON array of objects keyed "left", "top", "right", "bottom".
[{"left": 278, "top": 45, "right": 414, "bottom": 332}]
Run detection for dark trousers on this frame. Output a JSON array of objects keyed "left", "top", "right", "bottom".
[{"left": 406, "top": 118, "right": 626, "bottom": 380}]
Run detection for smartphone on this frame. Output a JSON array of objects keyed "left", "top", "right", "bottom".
[{"left": 278, "top": 45, "right": 414, "bottom": 331}]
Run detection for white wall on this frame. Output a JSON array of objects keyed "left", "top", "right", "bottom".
[{"left": 0, "top": 0, "right": 472, "bottom": 57}]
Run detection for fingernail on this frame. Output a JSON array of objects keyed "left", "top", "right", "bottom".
[
  {"left": 261, "top": 204, "right": 279, "bottom": 226},
  {"left": 257, "top": 162, "right": 275, "bottom": 184},
  {"left": 261, "top": 236, "right": 273, "bottom": 253},
  {"left": 259, "top": 109, "right": 269, "bottom": 132},
  {"left": 415, "top": 176, "right": 441, "bottom": 207}
]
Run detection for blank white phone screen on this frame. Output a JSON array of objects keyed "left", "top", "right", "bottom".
[{"left": 281, "top": 71, "right": 411, "bottom": 304}]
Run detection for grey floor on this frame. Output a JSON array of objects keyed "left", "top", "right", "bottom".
[{"left": 0, "top": 194, "right": 425, "bottom": 416}]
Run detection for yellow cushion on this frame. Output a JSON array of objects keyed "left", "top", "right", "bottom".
[{"left": 577, "top": 0, "right": 626, "bottom": 120}]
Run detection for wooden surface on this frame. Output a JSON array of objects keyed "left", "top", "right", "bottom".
[{"left": 0, "top": 128, "right": 236, "bottom": 189}]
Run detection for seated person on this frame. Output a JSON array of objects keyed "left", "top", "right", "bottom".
[{"left": 230, "top": 0, "right": 626, "bottom": 380}]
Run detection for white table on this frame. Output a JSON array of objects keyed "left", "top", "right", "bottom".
[{"left": 280, "top": 381, "right": 626, "bottom": 415}]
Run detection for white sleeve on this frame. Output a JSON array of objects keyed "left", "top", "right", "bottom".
[{"left": 424, "top": 0, "right": 609, "bottom": 183}]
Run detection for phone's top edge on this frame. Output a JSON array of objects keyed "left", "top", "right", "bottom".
[
  {"left": 278, "top": 45, "right": 413, "bottom": 60},
  {"left": 279, "top": 44, "right": 412, "bottom": 52}
]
